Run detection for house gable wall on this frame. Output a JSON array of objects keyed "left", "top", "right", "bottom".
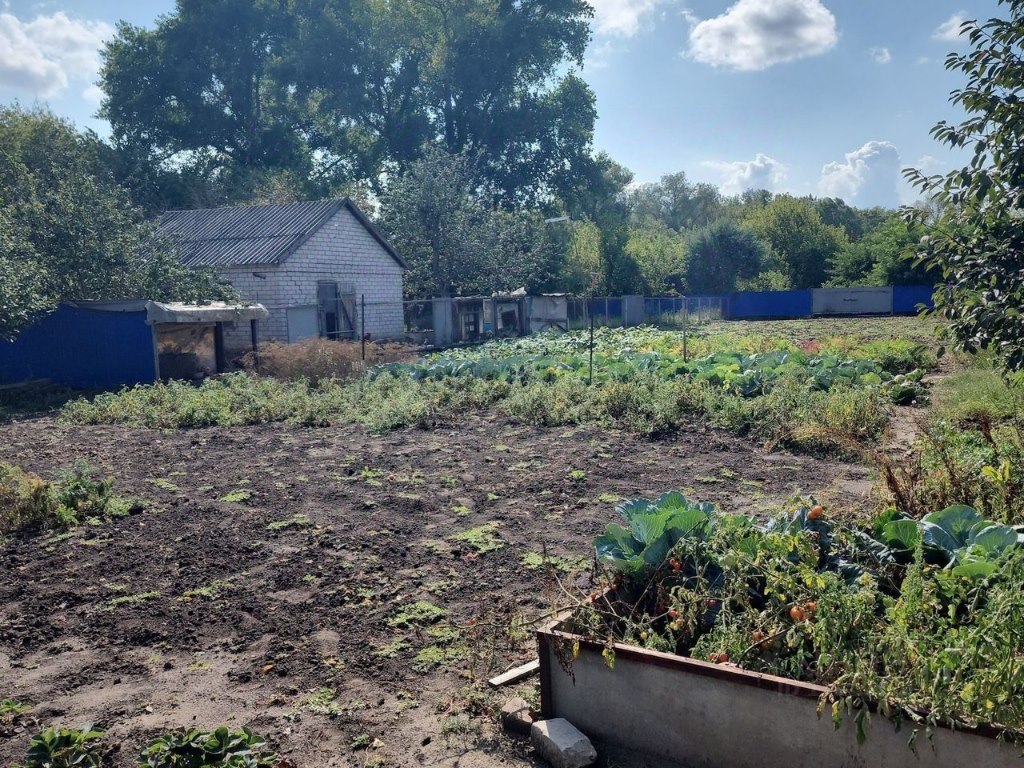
[{"left": 217, "top": 206, "right": 404, "bottom": 350}]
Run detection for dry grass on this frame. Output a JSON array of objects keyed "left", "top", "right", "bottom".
[{"left": 242, "top": 338, "right": 416, "bottom": 383}]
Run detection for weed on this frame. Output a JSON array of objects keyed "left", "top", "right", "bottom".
[
  {"left": 411, "top": 644, "right": 466, "bottom": 673},
  {"left": 387, "top": 601, "right": 447, "bottom": 628},
  {"left": 102, "top": 591, "right": 160, "bottom": 611},
  {"left": 350, "top": 733, "right": 372, "bottom": 750},
  {"left": 451, "top": 505, "right": 472, "bottom": 517},
  {"left": 568, "top": 469, "right": 586, "bottom": 481},
  {"left": 266, "top": 514, "right": 311, "bottom": 531},
  {"left": 0, "top": 461, "right": 132, "bottom": 536},
  {"left": 149, "top": 478, "right": 180, "bottom": 492},
  {"left": 303, "top": 688, "right": 341, "bottom": 716},
  {"left": 218, "top": 489, "right": 252, "bottom": 504},
  {"left": 521, "top": 551, "right": 588, "bottom": 573},
  {"left": 374, "top": 639, "right": 411, "bottom": 659},
  {"left": 0, "top": 699, "right": 29, "bottom": 717},
  {"left": 452, "top": 523, "right": 504, "bottom": 554}
]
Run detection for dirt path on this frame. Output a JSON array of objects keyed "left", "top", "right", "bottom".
[{"left": 0, "top": 414, "right": 876, "bottom": 767}]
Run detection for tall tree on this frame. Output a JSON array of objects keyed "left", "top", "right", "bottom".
[
  {"left": 627, "top": 171, "right": 723, "bottom": 231},
  {"left": 743, "top": 195, "right": 845, "bottom": 288},
  {"left": 626, "top": 219, "right": 688, "bottom": 294},
  {"left": 906, "top": 1, "right": 1024, "bottom": 370},
  {"left": 101, "top": 0, "right": 596, "bottom": 206},
  {"left": 378, "top": 148, "right": 560, "bottom": 298},
  {"left": 0, "top": 106, "right": 232, "bottom": 339},
  {"left": 100, "top": 0, "right": 308, "bottom": 202},
  {"left": 685, "top": 221, "right": 766, "bottom": 294}
]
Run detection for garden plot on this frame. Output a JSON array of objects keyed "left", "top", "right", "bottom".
[{"left": 0, "top": 413, "right": 874, "bottom": 767}]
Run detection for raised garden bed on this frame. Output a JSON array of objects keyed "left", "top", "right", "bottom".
[
  {"left": 537, "top": 614, "right": 1021, "bottom": 768},
  {"left": 536, "top": 492, "right": 1024, "bottom": 768}
]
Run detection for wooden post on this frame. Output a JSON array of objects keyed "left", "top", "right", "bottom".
[
  {"left": 214, "top": 323, "right": 226, "bottom": 374},
  {"left": 250, "top": 319, "right": 260, "bottom": 371},
  {"left": 589, "top": 311, "right": 595, "bottom": 386}
]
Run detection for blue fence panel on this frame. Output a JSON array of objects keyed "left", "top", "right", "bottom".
[
  {"left": 892, "top": 285, "right": 935, "bottom": 315},
  {"left": 0, "top": 305, "right": 156, "bottom": 389},
  {"left": 730, "top": 290, "right": 813, "bottom": 320}
]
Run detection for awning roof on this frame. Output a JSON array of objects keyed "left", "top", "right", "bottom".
[{"left": 67, "top": 300, "right": 269, "bottom": 325}]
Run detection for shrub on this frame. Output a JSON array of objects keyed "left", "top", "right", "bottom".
[
  {"left": 243, "top": 338, "right": 415, "bottom": 383},
  {"left": 0, "top": 461, "right": 131, "bottom": 536}
]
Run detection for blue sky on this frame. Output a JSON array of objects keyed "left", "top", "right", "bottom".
[{"left": 0, "top": 0, "right": 1002, "bottom": 207}]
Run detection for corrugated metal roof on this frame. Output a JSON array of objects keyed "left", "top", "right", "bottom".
[
  {"left": 159, "top": 199, "right": 344, "bottom": 268},
  {"left": 160, "top": 198, "right": 409, "bottom": 270}
]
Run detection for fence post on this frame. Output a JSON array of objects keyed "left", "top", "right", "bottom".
[
  {"left": 589, "top": 310, "right": 595, "bottom": 386},
  {"left": 682, "top": 298, "right": 688, "bottom": 362},
  {"left": 361, "top": 294, "right": 366, "bottom": 362}
]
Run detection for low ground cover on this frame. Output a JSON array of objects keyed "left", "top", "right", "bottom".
[{"left": 573, "top": 493, "right": 1024, "bottom": 740}]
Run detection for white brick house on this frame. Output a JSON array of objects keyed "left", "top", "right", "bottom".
[{"left": 160, "top": 199, "right": 408, "bottom": 352}]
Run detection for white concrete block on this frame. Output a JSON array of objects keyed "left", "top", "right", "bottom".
[{"left": 531, "top": 718, "right": 597, "bottom": 768}]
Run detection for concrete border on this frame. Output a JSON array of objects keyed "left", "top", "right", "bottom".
[{"left": 537, "top": 614, "right": 1022, "bottom": 768}]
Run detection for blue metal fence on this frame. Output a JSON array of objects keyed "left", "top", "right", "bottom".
[
  {"left": 730, "top": 289, "right": 814, "bottom": 320},
  {"left": 0, "top": 305, "right": 157, "bottom": 389},
  {"left": 892, "top": 285, "right": 936, "bottom": 315}
]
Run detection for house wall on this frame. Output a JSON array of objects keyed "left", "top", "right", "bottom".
[{"left": 218, "top": 207, "right": 405, "bottom": 351}]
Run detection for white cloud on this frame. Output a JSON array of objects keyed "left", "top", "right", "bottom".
[
  {"left": 869, "top": 46, "right": 891, "bottom": 64},
  {"left": 704, "top": 153, "right": 788, "bottom": 195},
  {"left": 915, "top": 55, "right": 931, "bottom": 65},
  {"left": 933, "top": 11, "right": 970, "bottom": 42},
  {"left": 0, "top": 11, "right": 112, "bottom": 98},
  {"left": 819, "top": 141, "right": 901, "bottom": 207},
  {"left": 687, "top": 0, "right": 838, "bottom": 71},
  {"left": 590, "top": 0, "right": 672, "bottom": 37}
]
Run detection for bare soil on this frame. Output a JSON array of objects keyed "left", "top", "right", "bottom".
[{"left": 0, "top": 414, "right": 876, "bottom": 767}]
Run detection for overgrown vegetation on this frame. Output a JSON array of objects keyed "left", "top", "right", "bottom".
[
  {"left": 243, "top": 338, "right": 414, "bottom": 384},
  {"left": 61, "top": 325, "right": 928, "bottom": 454},
  {"left": 0, "top": 461, "right": 135, "bottom": 536},
  {"left": 573, "top": 493, "right": 1024, "bottom": 741},
  {"left": 884, "top": 370, "right": 1024, "bottom": 524}
]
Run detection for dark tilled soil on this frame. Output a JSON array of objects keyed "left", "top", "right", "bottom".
[{"left": 0, "top": 414, "right": 875, "bottom": 767}]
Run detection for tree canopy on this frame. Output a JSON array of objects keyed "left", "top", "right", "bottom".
[
  {"left": 100, "top": 0, "right": 597, "bottom": 207},
  {"left": 906, "top": 0, "right": 1024, "bottom": 370},
  {"left": 0, "top": 106, "right": 232, "bottom": 339}
]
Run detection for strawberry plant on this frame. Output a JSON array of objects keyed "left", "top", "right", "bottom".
[
  {"left": 139, "top": 726, "right": 288, "bottom": 767},
  {"left": 25, "top": 725, "right": 111, "bottom": 768}
]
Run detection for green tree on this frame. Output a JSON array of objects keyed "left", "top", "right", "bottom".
[
  {"left": 625, "top": 218, "right": 688, "bottom": 294},
  {"left": 0, "top": 106, "right": 232, "bottom": 339},
  {"left": 828, "top": 215, "right": 932, "bottom": 286},
  {"left": 627, "top": 171, "right": 723, "bottom": 230},
  {"left": 101, "top": 0, "right": 597, "bottom": 206},
  {"left": 685, "top": 221, "right": 766, "bottom": 294},
  {"left": 743, "top": 195, "right": 845, "bottom": 288},
  {"left": 100, "top": 1, "right": 309, "bottom": 204},
  {"left": 905, "top": 1, "right": 1024, "bottom": 370},
  {"left": 558, "top": 152, "right": 642, "bottom": 294},
  {"left": 378, "top": 148, "right": 560, "bottom": 298}
]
